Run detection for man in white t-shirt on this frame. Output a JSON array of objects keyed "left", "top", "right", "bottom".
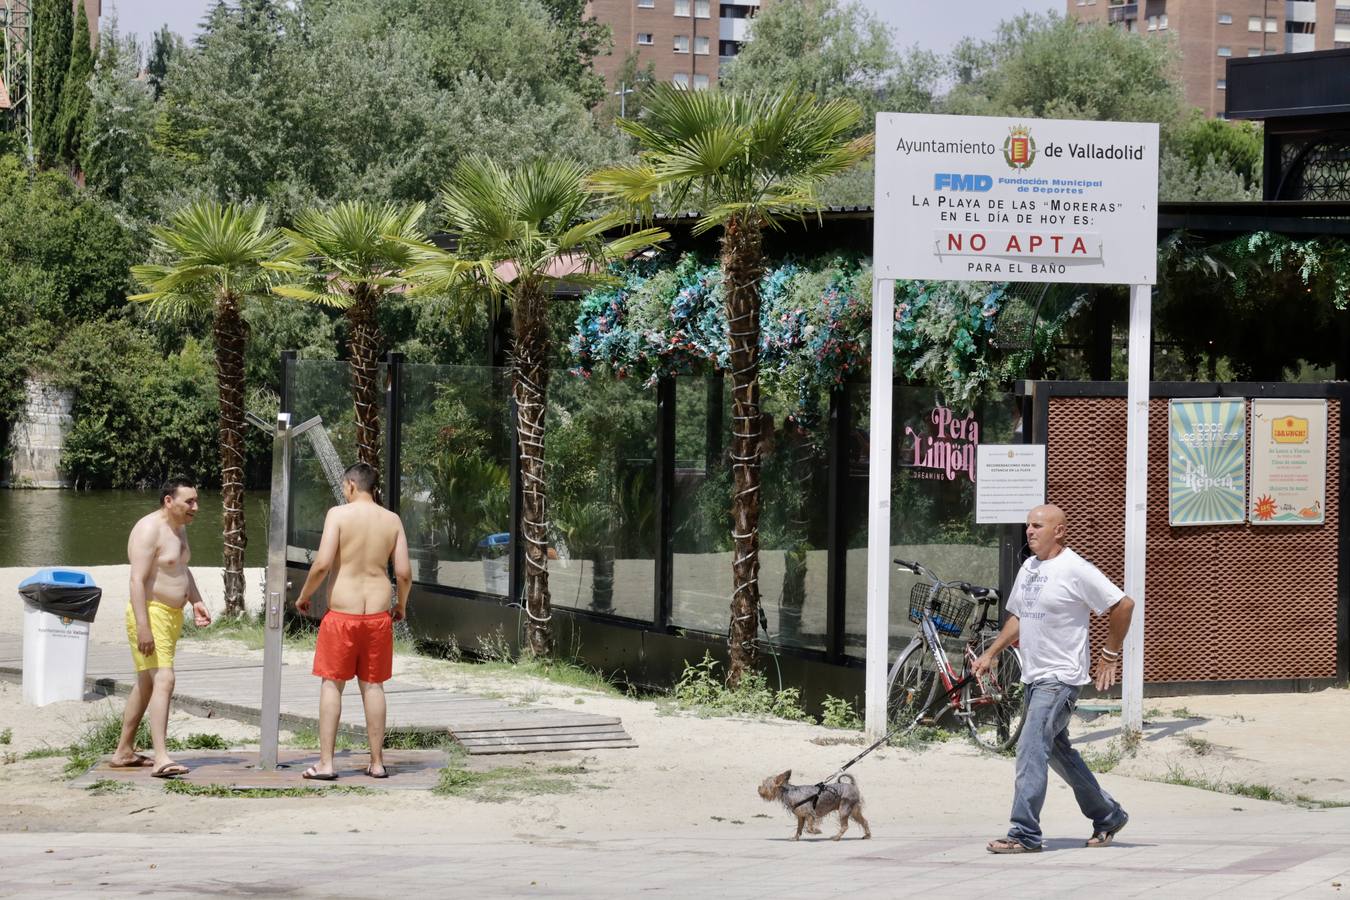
[{"left": 972, "top": 504, "right": 1136, "bottom": 853}]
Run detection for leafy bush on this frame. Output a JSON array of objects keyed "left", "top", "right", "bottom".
[
  {"left": 820, "top": 696, "right": 863, "bottom": 730},
  {"left": 671, "top": 653, "right": 811, "bottom": 722}
]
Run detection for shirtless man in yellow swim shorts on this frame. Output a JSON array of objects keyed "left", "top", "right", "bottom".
[{"left": 111, "top": 476, "right": 212, "bottom": 777}]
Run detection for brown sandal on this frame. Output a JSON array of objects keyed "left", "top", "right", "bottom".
[
  {"left": 988, "top": 838, "right": 1041, "bottom": 854},
  {"left": 1086, "top": 815, "right": 1128, "bottom": 847}
]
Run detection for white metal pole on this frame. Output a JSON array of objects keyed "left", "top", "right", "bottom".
[
  {"left": 1121, "top": 284, "right": 1151, "bottom": 733},
  {"left": 259, "top": 412, "right": 292, "bottom": 770},
  {"left": 864, "top": 277, "right": 895, "bottom": 740}
]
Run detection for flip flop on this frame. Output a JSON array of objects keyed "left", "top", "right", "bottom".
[
  {"left": 987, "top": 838, "right": 1041, "bottom": 854},
  {"left": 363, "top": 766, "right": 389, "bottom": 779},
  {"left": 302, "top": 766, "right": 338, "bottom": 781},
  {"left": 1087, "top": 814, "right": 1129, "bottom": 848},
  {"left": 108, "top": 754, "right": 154, "bottom": 769},
  {"left": 151, "top": 763, "right": 189, "bottom": 779}
]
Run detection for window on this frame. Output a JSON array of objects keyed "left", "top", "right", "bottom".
[
  {"left": 1248, "top": 47, "right": 1262, "bottom": 55},
  {"left": 1338, "top": 0, "right": 1350, "bottom": 9},
  {"left": 1218, "top": 13, "right": 1232, "bottom": 24},
  {"left": 1217, "top": 79, "right": 1227, "bottom": 90},
  {"left": 694, "top": 35, "right": 710, "bottom": 54},
  {"left": 694, "top": 0, "right": 710, "bottom": 17},
  {"left": 1248, "top": 15, "right": 1262, "bottom": 30},
  {"left": 672, "top": 72, "right": 689, "bottom": 87},
  {"left": 673, "top": 34, "right": 689, "bottom": 53},
  {"left": 693, "top": 74, "right": 710, "bottom": 90},
  {"left": 1217, "top": 46, "right": 1232, "bottom": 56},
  {"left": 674, "top": 0, "right": 690, "bottom": 15},
  {"left": 637, "top": 0, "right": 654, "bottom": 6},
  {"left": 1267, "top": 18, "right": 1278, "bottom": 32},
  {"left": 719, "top": 40, "right": 738, "bottom": 56},
  {"left": 637, "top": 32, "right": 653, "bottom": 45},
  {"left": 1337, "top": 24, "right": 1350, "bottom": 42}
]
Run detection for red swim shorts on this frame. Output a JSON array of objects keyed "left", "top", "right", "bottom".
[{"left": 312, "top": 610, "right": 394, "bottom": 683}]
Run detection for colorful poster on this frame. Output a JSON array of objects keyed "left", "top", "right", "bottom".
[
  {"left": 1250, "top": 399, "right": 1327, "bottom": 525},
  {"left": 1168, "top": 399, "right": 1246, "bottom": 526}
]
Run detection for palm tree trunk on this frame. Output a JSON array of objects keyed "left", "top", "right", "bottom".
[
  {"left": 512, "top": 284, "right": 553, "bottom": 657},
  {"left": 213, "top": 292, "right": 249, "bottom": 617},
  {"left": 722, "top": 215, "right": 764, "bottom": 686},
  {"left": 347, "top": 285, "right": 383, "bottom": 479}
]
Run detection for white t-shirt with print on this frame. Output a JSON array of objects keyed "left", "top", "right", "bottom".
[{"left": 1006, "top": 547, "right": 1125, "bottom": 686}]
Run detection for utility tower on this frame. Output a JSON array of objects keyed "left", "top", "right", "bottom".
[{"left": 1, "top": 0, "right": 33, "bottom": 163}]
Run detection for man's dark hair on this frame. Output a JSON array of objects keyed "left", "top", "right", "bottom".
[
  {"left": 343, "top": 462, "right": 378, "bottom": 495},
  {"left": 159, "top": 475, "right": 196, "bottom": 507}
]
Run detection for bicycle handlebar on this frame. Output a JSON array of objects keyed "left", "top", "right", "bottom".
[{"left": 894, "top": 558, "right": 1000, "bottom": 604}]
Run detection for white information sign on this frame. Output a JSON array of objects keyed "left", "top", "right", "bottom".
[
  {"left": 975, "top": 444, "right": 1047, "bottom": 524},
  {"left": 874, "top": 113, "right": 1159, "bottom": 285}
]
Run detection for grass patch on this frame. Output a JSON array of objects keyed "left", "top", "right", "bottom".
[
  {"left": 1181, "top": 734, "right": 1213, "bottom": 756},
  {"left": 668, "top": 653, "right": 811, "bottom": 722},
  {"left": 888, "top": 723, "right": 957, "bottom": 752},
  {"left": 86, "top": 778, "right": 133, "bottom": 795},
  {"left": 1154, "top": 766, "right": 1350, "bottom": 809},
  {"left": 820, "top": 696, "right": 863, "bottom": 731},
  {"left": 384, "top": 729, "right": 456, "bottom": 751},
  {"left": 285, "top": 726, "right": 360, "bottom": 752},
  {"left": 162, "top": 781, "right": 374, "bottom": 799},
  {"left": 0, "top": 727, "right": 11, "bottom": 745},
  {"left": 432, "top": 759, "right": 583, "bottom": 802},
  {"left": 1081, "top": 742, "right": 1125, "bottom": 774}
]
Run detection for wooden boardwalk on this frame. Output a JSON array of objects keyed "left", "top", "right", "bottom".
[{"left": 0, "top": 635, "right": 635, "bottom": 755}]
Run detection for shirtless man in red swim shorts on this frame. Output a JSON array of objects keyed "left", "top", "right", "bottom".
[{"left": 295, "top": 462, "right": 412, "bottom": 780}]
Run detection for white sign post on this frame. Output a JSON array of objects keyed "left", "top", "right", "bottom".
[{"left": 868, "top": 113, "right": 1158, "bottom": 739}]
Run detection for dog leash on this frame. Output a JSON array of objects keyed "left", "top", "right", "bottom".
[{"left": 793, "top": 672, "right": 978, "bottom": 811}]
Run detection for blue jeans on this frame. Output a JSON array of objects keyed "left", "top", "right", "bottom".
[{"left": 1007, "top": 679, "right": 1126, "bottom": 849}]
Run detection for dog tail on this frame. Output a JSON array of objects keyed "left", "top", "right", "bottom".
[{"left": 836, "top": 774, "right": 857, "bottom": 785}]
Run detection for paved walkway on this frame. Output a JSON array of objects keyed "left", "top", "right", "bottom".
[
  {"left": 6, "top": 809, "right": 1350, "bottom": 898},
  {"left": 0, "top": 634, "right": 634, "bottom": 754}
]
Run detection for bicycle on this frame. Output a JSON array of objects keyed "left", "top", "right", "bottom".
[{"left": 885, "top": 558, "right": 1027, "bottom": 752}]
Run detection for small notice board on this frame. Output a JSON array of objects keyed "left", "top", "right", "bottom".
[{"left": 975, "top": 444, "right": 1046, "bottom": 524}]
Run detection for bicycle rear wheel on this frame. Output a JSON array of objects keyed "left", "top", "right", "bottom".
[
  {"left": 887, "top": 645, "right": 939, "bottom": 726},
  {"left": 962, "top": 640, "right": 1027, "bottom": 752}
]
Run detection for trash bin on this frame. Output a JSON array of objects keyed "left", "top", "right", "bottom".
[
  {"left": 19, "top": 568, "right": 101, "bottom": 707},
  {"left": 477, "top": 532, "right": 510, "bottom": 595}
]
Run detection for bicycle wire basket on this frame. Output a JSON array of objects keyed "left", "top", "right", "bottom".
[{"left": 907, "top": 583, "right": 975, "bottom": 637}]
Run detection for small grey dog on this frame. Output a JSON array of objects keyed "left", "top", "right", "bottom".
[{"left": 758, "top": 770, "right": 872, "bottom": 841}]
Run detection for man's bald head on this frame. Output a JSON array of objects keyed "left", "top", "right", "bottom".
[{"left": 1025, "top": 504, "right": 1068, "bottom": 560}]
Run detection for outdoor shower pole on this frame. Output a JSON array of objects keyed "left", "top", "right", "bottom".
[
  {"left": 259, "top": 411, "right": 292, "bottom": 770},
  {"left": 1121, "top": 284, "right": 1151, "bottom": 734},
  {"left": 864, "top": 277, "right": 896, "bottom": 741}
]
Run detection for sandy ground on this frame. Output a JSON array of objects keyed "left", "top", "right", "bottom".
[{"left": 3, "top": 564, "right": 1348, "bottom": 847}]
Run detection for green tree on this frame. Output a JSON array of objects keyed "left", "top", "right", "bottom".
[
  {"left": 129, "top": 202, "right": 335, "bottom": 615},
  {"left": 1167, "top": 113, "right": 1263, "bottom": 196},
  {"left": 537, "top": 0, "right": 611, "bottom": 109},
  {"left": 146, "top": 25, "right": 183, "bottom": 101},
  {"left": 407, "top": 155, "right": 664, "bottom": 656},
  {"left": 944, "top": 12, "right": 1183, "bottom": 128},
  {"left": 594, "top": 87, "right": 872, "bottom": 684},
  {"left": 81, "top": 27, "right": 156, "bottom": 204},
  {"left": 272, "top": 201, "right": 428, "bottom": 476},
  {"left": 55, "top": 0, "right": 95, "bottom": 167},
  {"left": 33, "top": 0, "right": 73, "bottom": 166}
]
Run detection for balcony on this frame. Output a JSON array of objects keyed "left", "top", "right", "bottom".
[{"left": 1108, "top": 3, "right": 1139, "bottom": 24}]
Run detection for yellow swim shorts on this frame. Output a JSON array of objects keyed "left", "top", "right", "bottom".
[{"left": 125, "top": 600, "right": 185, "bottom": 672}]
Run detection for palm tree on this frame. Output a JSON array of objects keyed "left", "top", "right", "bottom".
[
  {"left": 272, "top": 201, "right": 428, "bottom": 481},
  {"left": 592, "top": 87, "right": 872, "bottom": 685},
  {"left": 130, "top": 201, "right": 336, "bottom": 615},
  {"left": 406, "top": 155, "right": 665, "bottom": 657}
]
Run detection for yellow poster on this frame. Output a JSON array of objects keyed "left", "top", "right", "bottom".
[{"left": 1249, "top": 399, "right": 1327, "bottom": 525}]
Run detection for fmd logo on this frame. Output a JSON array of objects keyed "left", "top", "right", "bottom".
[{"left": 934, "top": 173, "right": 993, "bottom": 192}]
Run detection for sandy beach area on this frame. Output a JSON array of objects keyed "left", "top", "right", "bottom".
[{"left": 3, "top": 563, "right": 1348, "bottom": 846}]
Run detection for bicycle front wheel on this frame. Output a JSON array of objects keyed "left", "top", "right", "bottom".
[
  {"left": 962, "top": 641, "right": 1027, "bottom": 752},
  {"left": 887, "top": 645, "right": 939, "bottom": 726}
]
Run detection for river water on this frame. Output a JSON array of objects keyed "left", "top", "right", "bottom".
[{"left": 0, "top": 489, "right": 270, "bottom": 569}]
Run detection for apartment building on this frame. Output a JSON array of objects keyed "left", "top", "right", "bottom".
[
  {"left": 1068, "top": 0, "right": 1350, "bottom": 116},
  {"left": 587, "top": 0, "right": 770, "bottom": 91}
]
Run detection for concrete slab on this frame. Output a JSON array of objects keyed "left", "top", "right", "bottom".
[{"left": 71, "top": 748, "right": 447, "bottom": 791}]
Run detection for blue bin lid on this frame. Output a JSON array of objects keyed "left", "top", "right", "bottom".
[
  {"left": 476, "top": 532, "right": 510, "bottom": 549},
  {"left": 19, "top": 568, "right": 96, "bottom": 589}
]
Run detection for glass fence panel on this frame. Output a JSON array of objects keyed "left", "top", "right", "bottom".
[
  {"left": 286, "top": 359, "right": 374, "bottom": 561},
  {"left": 842, "top": 385, "right": 1019, "bottom": 659},
  {"left": 398, "top": 364, "right": 513, "bottom": 594},
  {"left": 544, "top": 371, "right": 657, "bottom": 623},
  {"left": 670, "top": 376, "right": 830, "bottom": 652}
]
